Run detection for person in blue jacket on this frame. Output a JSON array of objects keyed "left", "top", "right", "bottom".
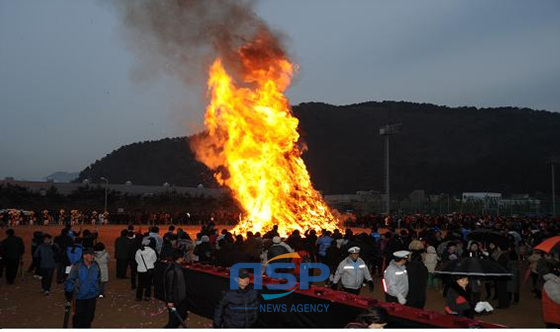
[
  {"left": 66, "top": 237, "right": 83, "bottom": 266},
  {"left": 65, "top": 247, "right": 100, "bottom": 328}
]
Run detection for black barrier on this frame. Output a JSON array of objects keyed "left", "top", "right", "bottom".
[{"left": 154, "top": 262, "right": 505, "bottom": 328}]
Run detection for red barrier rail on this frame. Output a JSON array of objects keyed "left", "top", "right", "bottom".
[{"left": 185, "top": 263, "right": 505, "bottom": 328}]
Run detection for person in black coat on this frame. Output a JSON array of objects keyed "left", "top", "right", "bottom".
[
  {"left": 127, "top": 231, "right": 142, "bottom": 289},
  {"left": 54, "top": 228, "right": 73, "bottom": 283},
  {"left": 28, "top": 231, "right": 43, "bottom": 277},
  {"left": 406, "top": 250, "right": 429, "bottom": 309},
  {"left": 164, "top": 250, "right": 188, "bottom": 328},
  {"left": 114, "top": 229, "right": 130, "bottom": 279},
  {"left": 2, "top": 229, "right": 25, "bottom": 284},
  {"left": 214, "top": 269, "right": 259, "bottom": 328}
]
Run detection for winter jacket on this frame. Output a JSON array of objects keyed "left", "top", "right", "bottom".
[
  {"left": 423, "top": 246, "right": 438, "bottom": 273},
  {"left": 65, "top": 262, "right": 100, "bottom": 300},
  {"left": 164, "top": 262, "right": 187, "bottom": 305},
  {"left": 147, "top": 232, "right": 163, "bottom": 254},
  {"left": 542, "top": 273, "right": 560, "bottom": 325},
  {"left": 34, "top": 243, "right": 56, "bottom": 269},
  {"left": 214, "top": 286, "right": 259, "bottom": 328},
  {"left": 94, "top": 249, "right": 109, "bottom": 282},
  {"left": 1, "top": 235, "right": 24, "bottom": 260},
  {"left": 114, "top": 236, "right": 130, "bottom": 260},
  {"left": 66, "top": 245, "right": 83, "bottom": 265},
  {"left": 383, "top": 260, "right": 408, "bottom": 302},
  {"left": 267, "top": 244, "right": 289, "bottom": 263},
  {"left": 135, "top": 247, "right": 157, "bottom": 272},
  {"left": 177, "top": 239, "right": 194, "bottom": 262},
  {"left": 445, "top": 283, "right": 474, "bottom": 318},
  {"left": 54, "top": 235, "right": 73, "bottom": 263},
  {"left": 316, "top": 236, "right": 334, "bottom": 257},
  {"left": 528, "top": 252, "right": 542, "bottom": 273},
  {"left": 193, "top": 242, "right": 213, "bottom": 263},
  {"left": 333, "top": 256, "right": 373, "bottom": 290},
  {"left": 407, "top": 259, "right": 428, "bottom": 308}
]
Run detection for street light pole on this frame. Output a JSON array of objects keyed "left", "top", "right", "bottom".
[
  {"left": 379, "top": 123, "right": 401, "bottom": 215},
  {"left": 100, "top": 177, "right": 109, "bottom": 214}
]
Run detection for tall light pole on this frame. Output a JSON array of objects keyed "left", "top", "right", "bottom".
[
  {"left": 379, "top": 123, "right": 401, "bottom": 215},
  {"left": 100, "top": 177, "right": 109, "bottom": 214},
  {"left": 552, "top": 156, "right": 560, "bottom": 217}
]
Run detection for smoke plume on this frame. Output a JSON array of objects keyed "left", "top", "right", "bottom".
[{"left": 111, "top": 0, "right": 290, "bottom": 85}]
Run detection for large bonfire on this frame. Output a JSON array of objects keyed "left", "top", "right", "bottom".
[{"left": 191, "top": 37, "right": 340, "bottom": 236}]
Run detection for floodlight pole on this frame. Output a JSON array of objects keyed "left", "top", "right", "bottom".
[
  {"left": 552, "top": 156, "right": 560, "bottom": 217},
  {"left": 100, "top": 177, "right": 109, "bottom": 214},
  {"left": 379, "top": 123, "right": 401, "bottom": 215}
]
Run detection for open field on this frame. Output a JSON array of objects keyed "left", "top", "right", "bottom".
[{"left": 0, "top": 225, "right": 546, "bottom": 328}]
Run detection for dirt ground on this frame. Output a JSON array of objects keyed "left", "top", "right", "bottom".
[{"left": 0, "top": 225, "right": 546, "bottom": 328}]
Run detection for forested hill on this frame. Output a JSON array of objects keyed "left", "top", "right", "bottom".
[{"left": 75, "top": 101, "right": 560, "bottom": 196}]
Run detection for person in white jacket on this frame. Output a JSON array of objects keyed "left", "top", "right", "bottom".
[
  {"left": 332, "top": 247, "right": 374, "bottom": 295},
  {"left": 423, "top": 244, "right": 439, "bottom": 289},
  {"left": 135, "top": 238, "right": 158, "bottom": 301},
  {"left": 384, "top": 250, "right": 410, "bottom": 304}
]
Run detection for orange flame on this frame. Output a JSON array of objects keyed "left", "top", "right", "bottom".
[{"left": 192, "top": 44, "right": 339, "bottom": 237}]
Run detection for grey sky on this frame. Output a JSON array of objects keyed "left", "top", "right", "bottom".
[{"left": 1, "top": 0, "right": 559, "bottom": 180}]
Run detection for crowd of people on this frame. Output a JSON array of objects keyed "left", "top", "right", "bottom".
[
  {"left": 1, "top": 212, "right": 559, "bottom": 328},
  {"left": 0, "top": 208, "right": 239, "bottom": 227}
]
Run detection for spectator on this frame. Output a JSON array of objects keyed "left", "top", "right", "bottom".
[
  {"left": 445, "top": 276, "right": 474, "bottom": 318},
  {"left": 407, "top": 243, "right": 428, "bottom": 309},
  {"left": 345, "top": 307, "right": 388, "bottom": 328},
  {"left": 94, "top": 242, "right": 109, "bottom": 298},
  {"left": 423, "top": 242, "right": 439, "bottom": 289},
  {"left": 34, "top": 234, "right": 56, "bottom": 296},
  {"left": 194, "top": 235, "right": 213, "bottom": 263},
  {"left": 214, "top": 269, "right": 259, "bottom": 328},
  {"left": 54, "top": 228, "right": 73, "bottom": 283},
  {"left": 147, "top": 227, "right": 164, "bottom": 254},
  {"left": 114, "top": 229, "right": 130, "bottom": 279},
  {"left": 67, "top": 237, "right": 84, "bottom": 266},
  {"left": 65, "top": 248, "right": 101, "bottom": 328},
  {"left": 135, "top": 237, "right": 157, "bottom": 301},
  {"left": 164, "top": 250, "right": 188, "bottom": 328},
  {"left": 1, "top": 229, "right": 25, "bottom": 284}
]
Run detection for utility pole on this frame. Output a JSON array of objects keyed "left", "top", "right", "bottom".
[{"left": 379, "top": 123, "right": 401, "bottom": 215}]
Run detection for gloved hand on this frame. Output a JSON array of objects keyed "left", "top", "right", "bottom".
[
  {"left": 368, "top": 280, "right": 374, "bottom": 291},
  {"left": 397, "top": 294, "right": 407, "bottom": 305},
  {"left": 331, "top": 283, "right": 338, "bottom": 290},
  {"left": 65, "top": 291, "right": 73, "bottom": 301}
]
